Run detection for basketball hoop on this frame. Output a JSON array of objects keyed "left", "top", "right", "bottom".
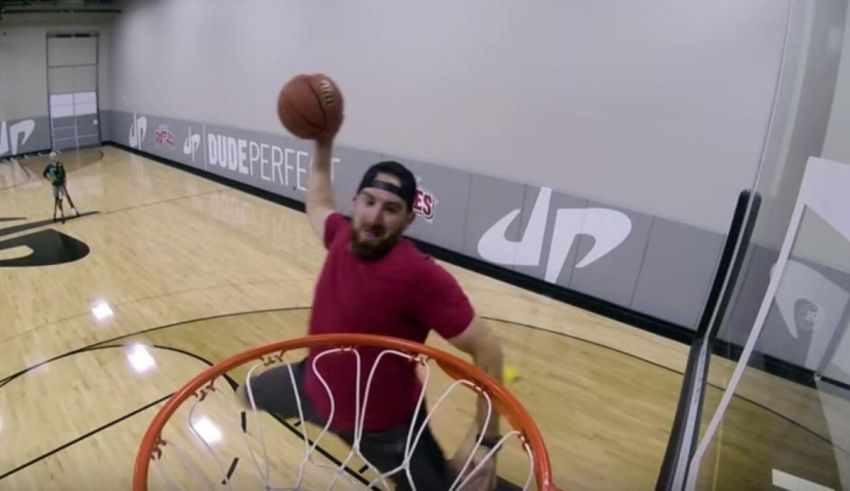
[{"left": 133, "top": 333, "right": 559, "bottom": 490}]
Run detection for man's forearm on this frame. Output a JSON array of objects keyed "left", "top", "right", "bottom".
[
  {"left": 307, "top": 138, "right": 335, "bottom": 213},
  {"left": 473, "top": 339, "right": 504, "bottom": 440}
]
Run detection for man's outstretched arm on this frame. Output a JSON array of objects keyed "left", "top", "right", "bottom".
[{"left": 306, "top": 136, "right": 336, "bottom": 240}]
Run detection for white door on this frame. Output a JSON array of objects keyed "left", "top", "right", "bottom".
[{"left": 47, "top": 33, "right": 100, "bottom": 151}]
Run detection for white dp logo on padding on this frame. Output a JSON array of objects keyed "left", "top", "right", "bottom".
[
  {"left": 0, "top": 120, "right": 36, "bottom": 157},
  {"left": 183, "top": 126, "right": 201, "bottom": 162},
  {"left": 477, "top": 187, "right": 632, "bottom": 283},
  {"left": 129, "top": 115, "right": 147, "bottom": 149}
]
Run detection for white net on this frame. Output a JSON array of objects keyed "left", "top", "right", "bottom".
[{"left": 143, "top": 345, "right": 537, "bottom": 490}]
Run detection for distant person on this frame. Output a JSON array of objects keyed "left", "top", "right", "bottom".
[{"left": 43, "top": 151, "right": 80, "bottom": 223}]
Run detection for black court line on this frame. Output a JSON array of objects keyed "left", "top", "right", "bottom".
[
  {"left": 2, "top": 306, "right": 842, "bottom": 454},
  {"left": 107, "top": 344, "right": 375, "bottom": 488},
  {"left": 485, "top": 315, "right": 849, "bottom": 454},
  {"left": 0, "top": 276, "right": 305, "bottom": 349},
  {"left": 0, "top": 217, "right": 26, "bottom": 223},
  {"left": 0, "top": 343, "right": 373, "bottom": 487},
  {"left": 0, "top": 307, "right": 308, "bottom": 386},
  {"left": 0, "top": 212, "right": 100, "bottom": 238},
  {"left": 0, "top": 393, "right": 173, "bottom": 480}
]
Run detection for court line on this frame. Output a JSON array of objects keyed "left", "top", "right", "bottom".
[
  {"left": 0, "top": 212, "right": 101, "bottom": 238},
  {"left": 0, "top": 307, "right": 309, "bottom": 386},
  {"left": 489, "top": 315, "right": 849, "bottom": 455},
  {"left": 1, "top": 306, "right": 843, "bottom": 455},
  {"left": 0, "top": 343, "right": 374, "bottom": 488},
  {"left": 0, "top": 393, "right": 173, "bottom": 480},
  {"left": 0, "top": 187, "right": 228, "bottom": 242},
  {"left": 136, "top": 344, "right": 376, "bottom": 488},
  {"left": 0, "top": 277, "right": 313, "bottom": 346}
]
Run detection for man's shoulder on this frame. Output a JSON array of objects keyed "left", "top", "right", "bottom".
[
  {"left": 323, "top": 212, "right": 352, "bottom": 248},
  {"left": 394, "top": 239, "right": 445, "bottom": 276},
  {"left": 326, "top": 212, "right": 350, "bottom": 230}
]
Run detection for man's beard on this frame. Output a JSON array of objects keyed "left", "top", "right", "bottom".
[{"left": 350, "top": 223, "right": 403, "bottom": 260}]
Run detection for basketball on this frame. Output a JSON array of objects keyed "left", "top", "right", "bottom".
[{"left": 277, "top": 73, "right": 344, "bottom": 140}]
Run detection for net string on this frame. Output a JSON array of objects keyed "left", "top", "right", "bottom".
[{"left": 150, "top": 344, "right": 535, "bottom": 490}]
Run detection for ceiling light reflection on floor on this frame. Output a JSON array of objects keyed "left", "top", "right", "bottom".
[
  {"left": 191, "top": 416, "right": 223, "bottom": 445},
  {"left": 126, "top": 343, "right": 156, "bottom": 373},
  {"left": 91, "top": 300, "right": 114, "bottom": 321}
]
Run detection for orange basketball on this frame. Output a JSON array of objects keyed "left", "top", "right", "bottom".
[{"left": 277, "top": 73, "right": 344, "bottom": 140}]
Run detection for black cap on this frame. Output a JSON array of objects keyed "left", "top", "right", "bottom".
[{"left": 357, "top": 161, "right": 417, "bottom": 211}]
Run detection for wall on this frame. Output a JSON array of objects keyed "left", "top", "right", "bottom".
[
  {"left": 717, "top": 0, "right": 849, "bottom": 376},
  {"left": 102, "top": 0, "right": 850, "bottom": 336},
  {"left": 107, "top": 0, "right": 793, "bottom": 235},
  {"left": 0, "top": 17, "right": 112, "bottom": 157},
  {"left": 823, "top": 0, "right": 850, "bottom": 164}
]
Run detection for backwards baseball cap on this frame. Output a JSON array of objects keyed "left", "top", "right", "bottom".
[{"left": 357, "top": 161, "right": 417, "bottom": 211}]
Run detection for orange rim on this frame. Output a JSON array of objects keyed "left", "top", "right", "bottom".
[{"left": 133, "top": 333, "right": 559, "bottom": 490}]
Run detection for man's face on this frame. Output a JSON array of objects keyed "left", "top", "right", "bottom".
[{"left": 350, "top": 173, "right": 414, "bottom": 259}]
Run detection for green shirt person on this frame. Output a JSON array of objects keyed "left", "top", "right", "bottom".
[{"left": 42, "top": 151, "right": 80, "bottom": 223}]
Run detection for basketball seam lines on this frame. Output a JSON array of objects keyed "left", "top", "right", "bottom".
[
  {"left": 307, "top": 81, "right": 328, "bottom": 130},
  {"left": 283, "top": 92, "right": 324, "bottom": 136}
]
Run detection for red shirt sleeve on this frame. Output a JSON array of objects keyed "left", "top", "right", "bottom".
[
  {"left": 412, "top": 257, "right": 475, "bottom": 339},
  {"left": 323, "top": 212, "right": 350, "bottom": 249}
]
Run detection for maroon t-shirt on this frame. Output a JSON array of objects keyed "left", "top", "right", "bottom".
[{"left": 303, "top": 212, "right": 474, "bottom": 432}]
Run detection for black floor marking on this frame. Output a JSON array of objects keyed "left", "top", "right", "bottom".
[
  {"left": 2, "top": 306, "right": 842, "bottom": 454},
  {"left": 56, "top": 210, "right": 101, "bottom": 223},
  {"left": 358, "top": 464, "right": 369, "bottom": 474},
  {"left": 3, "top": 306, "right": 845, "bottom": 483},
  {"left": 221, "top": 457, "right": 239, "bottom": 484},
  {"left": 0, "top": 342, "right": 374, "bottom": 487},
  {"left": 0, "top": 306, "right": 307, "bottom": 387},
  {"left": 0, "top": 228, "right": 91, "bottom": 268},
  {"left": 0, "top": 393, "right": 172, "bottom": 480},
  {"left": 0, "top": 211, "right": 101, "bottom": 238},
  {"left": 0, "top": 217, "right": 69, "bottom": 237},
  {"left": 0, "top": 217, "right": 26, "bottom": 223},
  {"left": 241, "top": 411, "right": 247, "bottom": 432}
]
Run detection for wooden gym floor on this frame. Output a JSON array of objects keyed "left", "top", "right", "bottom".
[{"left": 0, "top": 147, "right": 845, "bottom": 490}]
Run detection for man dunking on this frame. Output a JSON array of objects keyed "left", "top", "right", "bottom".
[
  {"left": 42, "top": 151, "right": 80, "bottom": 223},
  {"left": 238, "top": 129, "right": 505, "bottom": 489}
]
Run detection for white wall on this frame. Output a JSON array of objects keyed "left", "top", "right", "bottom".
[
  {"left": 0, "top": 19, "right": 111, "bottom": 121},
  {"left": 0, "top": 27, "right": 48, "bottom": 121},
  {"left": 107, "top": 0, "right": 795, "bottom": 233},
  {"left": 823, "top": 1, "right": 850, "bottom": 164}
]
